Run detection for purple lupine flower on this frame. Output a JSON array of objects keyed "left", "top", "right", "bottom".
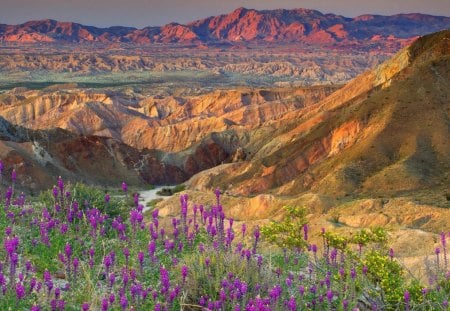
[
  {"left": 104, "top": 255, "right": 112, "bottom": 274},
  {"left": 350, "top": 267, "right": 357, "bottom": 279},
  {"left": 130, "top": 269, "right": 137, "bottom": 282},
  {"left": 26, "top": 261, "right": 33, "bottom": 273},
  {"left": 436, "top": 247, "right": 441, "bottom": 268},
  {"left": 120, "top": 295, "right": 128, "bottom": 311},
  {"left": 57, "top": 176, "right": 64, "bottom": 194},
  {"left": 121, "top": 182, "right": 128, "bottom": 193},
  {"left": 241, "top": 223, "right": 246, "bottom": 238},
  {"left": 269, "top": 285, "right": 282, "bottom": 302},
  {"left": 15, "top": 282, "right": 25, "bottom": 300},
  {"left": 389, "top": 248, "right": 394, "bottom": 260},
  {"left": 198, "top": 243, "right": 205, "bottom": 253},
  {"left": 101, "top": 298, "right": 109, "bottom": 311},
  {"left": 133, "top": 193, "right": 139, "bottom": 207},
  {"left": 303, "top": 224, "right": 308, "bottom": 241},
  {"left": 138, "top": 251, "right": 144, "bottom": 272},
  {"left": 181, "top": 265, "right": 188, "bottom": 282},
  {"left": 54, "top": 287, "right": 60, "bottom": 299},
  {"left": 64, "top": 243, "right": 72, "bottom": 259},
  {"left": 326, "top": 290, "right": 333, "bottom": 303},
  {"left": 105, "top": 194, "right": 110, "bottom": 203},
  {"left": 109, "top": 294, "right": 116, "bottom": 304},
  {"left": 29, "top": 277, "right": 37, "bottom": 293},
  {"left": 286, "top": 296, "right": 296, "bottom": 311},
  {"left": 404, "top": 290, "right": 410, "bottom": 311},
  {"left": 122, "top": 268, "right": 129, "bottom": 287},
  {"left": 52, "top": 186, "right": 59, "bottom": 199},
  {"left": 422, "top": 288, "right": 427, "bottom": 296},
  {"left": 160, "top": 266, "right": 170, "bottom": 293},
  {"left": 343, "top": 299, "right": 349, "bottom": 310},
  {"left": 109, "top": 273, "right": 116, "bottom": 288},
  {"left": 214, "top": 187, "right": 221, "bottom": 204},
  {"left": 151, "top": 208, "right": 159, "bottom": 220},
  {"left": 60, "top": 223, "right": 68, "bottom": 234},
  {"left": 44, "top": 270, "right": 53, "bottom": 295},
  {"left": 73, "top": 257, "right": 79, "bottom": 275},
  {"left": 4, "top": 236, "right": 20, "bottom": 255},
  {"left": 148, "top": 240, "right": 156, "bottom": 259},
  {"left": 252, "top": 226, "right": 260, "bottom": 254},
  {"left": 82, "top": 303, "right": 90, "bottom": 311}
]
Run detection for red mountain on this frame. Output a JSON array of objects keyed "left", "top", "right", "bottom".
[{"left": 0, "top": 8, "right": 449, "bottom": 47}]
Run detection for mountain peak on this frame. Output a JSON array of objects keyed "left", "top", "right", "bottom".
[
  {"left": 0, "top": 8, "right": 449, "bottom": 46},
  {"left": 407, "top": 29, "right": 450, "bottom": 62}
]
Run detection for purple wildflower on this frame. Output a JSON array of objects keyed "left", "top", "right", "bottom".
[
  {"left": 181, "top": 265, "right": 188, "bottom": 282},
  {"left": 15, "top": 282, "right": 25, "bottom": 300},
  {"left": 120, "top": 295, "right": 128, "bottom": 311},
  {"left": 326, "top": 290, "right": 333, "bottom": 303},
  {"left": 160, "top": 266, "right": 170, "bottom": 293},
  {"left": 64, "top": 243, "right": 72, "bottom": 259},
  {"left": 101, "top": 298, "right": 109, "bottom": 311},
  {"left": 404, "top": 290, "right": 410, "bottom": 311}
]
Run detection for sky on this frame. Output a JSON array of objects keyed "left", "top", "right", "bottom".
[{"left": 1, "top": 0, "right": 450, "bottom": 28}]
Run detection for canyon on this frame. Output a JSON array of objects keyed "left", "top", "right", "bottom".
[{"left": 0, "top": 8, "right": 448, "bottom": 277}]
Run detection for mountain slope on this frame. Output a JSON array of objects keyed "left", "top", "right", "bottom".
[
  {"left": 188, "top": 30, "right": 450, "bottom": 197},
  {"left": 0, "top": 8, "right": 449, "bottom": 48}
]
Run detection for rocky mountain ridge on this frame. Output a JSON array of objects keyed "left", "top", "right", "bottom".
[{"left": 1, "top": 8, "right": 449, "bottom": 49}]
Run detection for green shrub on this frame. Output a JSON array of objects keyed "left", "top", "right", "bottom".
[{"left": 261, "top": 206, "right": 308, "bottom": 249}]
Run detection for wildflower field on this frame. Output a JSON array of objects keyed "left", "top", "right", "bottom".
[{"left": 0, "top": 167, "right": 449, "bottom": 310}]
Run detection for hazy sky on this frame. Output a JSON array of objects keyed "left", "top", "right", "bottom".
[{"left": 1, "top": 0, "right": 450, "bottom": 28}]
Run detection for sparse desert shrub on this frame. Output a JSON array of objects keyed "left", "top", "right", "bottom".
[
  {"left": 156, "top": 184, "right": 186, "bottom": 196},
  {"left": 261, "top": 205, "right": 308, "bottom": 249}
]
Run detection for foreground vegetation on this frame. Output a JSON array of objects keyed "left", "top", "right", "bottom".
[{"left": 0, "top": 169, "right": 449, "bottom": 310}]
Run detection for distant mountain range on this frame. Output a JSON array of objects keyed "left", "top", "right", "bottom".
[{"left": 1, "top": 7, "right": 449, "bottom": 46}]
